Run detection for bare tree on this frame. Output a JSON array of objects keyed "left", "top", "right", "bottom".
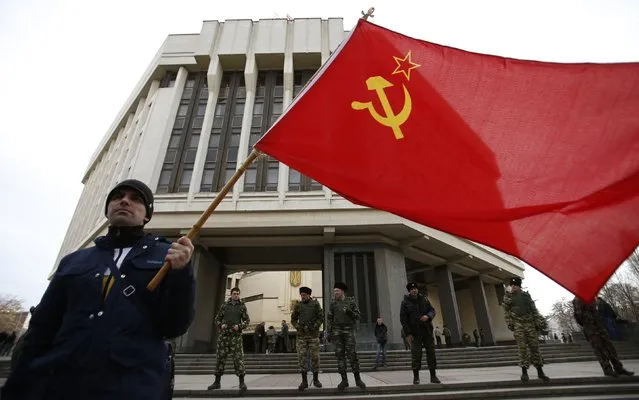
[
  {"left": 600, "top": 270, "right": 639, "bottom": 323},
  {"left": 0, "top": 294, "right": 26, "bottom": 333},
  {"left": 549, "top": 297, "right": 578, "bottom": 333},
  {"left": 626, "top": 248, "right": 639, "bottom": 285}
]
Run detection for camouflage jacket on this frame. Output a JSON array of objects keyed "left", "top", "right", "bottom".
[
  {"left": 572, "top": 296, "right": 605, "bottom": 331},
  {"left": 327, "top": 297, "right": 360, "bottom": 332},
  {"left": 503, "top": 290, "right": 546, "bottom": 330},
  {"left": 215, "top": 299, "right": 250, "bottom": 333},
  {"left": 291, "top": 298, "right": 324, "bottom": 336}
]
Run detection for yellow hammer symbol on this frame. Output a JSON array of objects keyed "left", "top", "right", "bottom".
[{"left": 351, "top": 76, "right": 412, "bottom": 140}]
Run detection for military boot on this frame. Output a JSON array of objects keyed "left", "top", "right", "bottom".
[
  {"left": 615, "top": 367, "right": 635, "bottom": 376},
  {"left": 354, "top": 372, "right": 366, "bottom": 388},
  {"left": 536, "top": 366, "right": 550, "bottom": 381},
  {"left": 604, "top": 367, "right": 619, "bottom": 377},
  {"left": 238, "top": 374, "right": 247, "bottom": 393},
  {"left": 412, "top": 369, "right": 420, "bottom": 385},
  {"left": 207, "top": 373, "right": 221, "bottom": 390},
  {"left": 521, "top": 367, "right": 529, "bottom": 382},
  {"left": 337, "top": 373, "right": 349, "bottom": 391},
  {"left": 430, "top": 368, "right": 441, "bottom": 384},
  {"left": 312, "top": 372, "right": 323, "bottom": 388},
  {"left": 298, "top": 372, "right": 309, "bottom": 391}
]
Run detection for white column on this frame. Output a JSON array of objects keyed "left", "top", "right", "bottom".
[
  {"left": 189, "top": 60, "right": 223, "bottom": 202},
  {"left": 146, "top": 66, "right": 189, "bottom": 192},
  {"left": 278, "top": 40, "right": 294, "bottom": 201},
  {"left": 233, "top": 52, "right": 258, "bottom": 201}
]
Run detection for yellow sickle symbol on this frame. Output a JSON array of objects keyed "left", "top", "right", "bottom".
[{"left": 351, "top": 76, "right": 412, "bottom": 140}]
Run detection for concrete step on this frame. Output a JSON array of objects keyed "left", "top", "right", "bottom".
[
  {"left": 175, "top": 354, "right": 639, "bottom": 374},
  {"left": 172, "top": 375, "right": 639, "bottom": 399}
]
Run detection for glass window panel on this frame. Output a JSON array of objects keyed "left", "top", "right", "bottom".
[
  {"left": 159, "top": 169, "right": 172, "bottom": 185},
  {"left": 169, "top": 135, "right": 181, "bottom": 148},
  {"left": 267, "top": 167, "right": 278, "bottom": 184},
  {"left": 208, "top": 134, "right": 221, "bottom": 148},
  {"left": 289, "top": 169, "right": 301, "bottom": 184},
  {"left": 215, "top": 103, "right": 226, "bottom": 116},
  {"left": 236, "top": 86, "right": 246, "bottom": 98},
  {"left": 205, "top": 148, "right": 217, "bottom": 162},
  {"left": 213, "top": 116, "right": 224, "bottom": 129},
  {"left": 253, "top": 102, "right": 264, "bottom": 115},
  {"left": 191, "top": 117, "right": 203, "bottom": 129},
  {"left": 224, "top": 168, "right": 235, "bottom": 183},
  {"left": 199, "top": 87, "right": 208, "bottom": 98},
  {"left": 180, "top": 169, "right": 193, "bottom": 185},
  {"left": 185, "top": 149, "right": 197, "bottom": 163},
  {"left": 234, "top": 103, "right": 245, "bottom": 115},
  {"left": 201, "top": 168, "right": 214, "bottom": 185},
  {"left": 173, "top": 117, "right": 186, "bottom": 129},
  {"left": 257, "top": 85, "right": 266, "bottom": 97},
  {"left": 189, "top": 134, "right": 200, "bottom": 148},
  {"left": 227, "top": 147, "right": 238, "bottom": 162},
  {"left": 251, "top": 116, "right": 262, "bottom": 128},
  {"left": 164, "top": 150, "right": 178, "bottom": 163},
  {"left": 245, "top": 168, "right": 257, "bottom": 184},
  {"left": 177, "top": 104, "right": 189, "bottom": 116},
  {"left": 232, "top": 116, "right": 243, "bottom": 126},
  {"left": 275, "top": 73, "right": 284, "bottom": 86},
  {"left": 272, "top": 102, "right": 283, "bottom": 115},
  {"left": 230, "top": 133, "right": 241, "bottom": 147},
  {"left": 185, "top": 79, "right": 196, "bottom": 88},
  {"left": 197, "top": 104, "right": 206, "bottom": 116},
  {"left": 182, "top": 88, "right": 193, "bottom": 99}
]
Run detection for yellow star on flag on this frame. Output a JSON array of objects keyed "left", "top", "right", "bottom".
[{"left": 392, "top": 50, "right": 421, "bottom": 81}]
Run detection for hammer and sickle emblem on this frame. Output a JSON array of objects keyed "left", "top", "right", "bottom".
[{"left": 351, "top": 76, "right": 412, "bottom": 140}]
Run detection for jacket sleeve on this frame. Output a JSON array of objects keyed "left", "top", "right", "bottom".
[
  {"left": 291, "top": 303, "right": 300, "bottom": 330},
  {"left": 2, "top": 262, "right": 68, "bottom": 394},
  {"left": 315, "top": 301, "right": 324, "bottom": 330},
  {"left": 425, "top": 299, "right": 436, "bottom": 320},
  {"left": 215, "top": 303, "right": 225, "bottom": 328},
  {"left": 348, "top": 298, "right": 361, "bottom": 322},
  {"left": 326, "top": 302, "right": 333, "bottom": 333},
  {"left": 158, "top": 261, "right": 196, "bottom": 338},
  {"left": 400, "top": 300, "right": 410, "bottom": 335},
  {"left": 240, "top": 304, "right": 250, "bottom": 330},
  {"left": 503, "top": 293, "right": 513, "bottom": 327}
]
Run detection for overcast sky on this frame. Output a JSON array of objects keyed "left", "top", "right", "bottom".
[{"left": 1, "top": 0, "right": 638, "bottom": 315}]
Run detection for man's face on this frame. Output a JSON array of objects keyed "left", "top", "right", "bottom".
[
  {"left": 377, "top": 318, "right": 383, "bottom": 325},
  {"left": 300, "top": 292, "right": 310, "bottom": 302},
  {"left": 231, "top": 290, "right": 240, "bottom": 301},
  {"left": 106, "top": 188, "right": 147, "bottom": 226},
  {"left": 511, "top": 284, "right": 521, "bottom": 293},
  {"left": 410, "top": 287, "right": 418, "bottom": 297},
  {"left": 333, "top": 288, "right": 345, "bottom": 300}
]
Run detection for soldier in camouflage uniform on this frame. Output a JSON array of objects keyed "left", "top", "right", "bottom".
[
  {"left": 503, "top": 277, "right": 550, "bottom": 382},
  {"left": 208, "top": 287, "right": 250, "bottom": 393},
  {"left": 327, "top": 282, "right": 366, "bottom": 391},
  {"left": 400, "top": 282, "right": 440, "bottom": 384},
  {"left": 291, "top": 286, "right": 324, "bottom": 390},
  {"left": 572, "top": 296, "right": 634, "bottom": 377}
]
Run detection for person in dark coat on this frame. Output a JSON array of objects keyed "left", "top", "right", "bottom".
[
  {"left": 573, "top": 296, "right": 634, "bottom": 377},
  {"left": 372, "top": 317, "right": 388, "bottom": 370},
  {"left": 400, "top": 282, "right": 440, "bottom": 384},
  {"left": 597, "top": 297, "right": 621, "bottom": 340},
  {"left": 1, "top": 179, "right": 196, "bottom": 400}
]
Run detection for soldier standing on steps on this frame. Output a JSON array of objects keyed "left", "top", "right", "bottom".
[
  {"left": 503, "top": 277, "right": 550, "bottom": 382},
  {"left": 572, "top": 296, "right": 634, "bottom": 377},
  {"left": 400, "top": 282, "right": 440, "bottom": 385},
  {"left": 291, "top": 286, "right": 324, "bottom": 390},
  {"left": 327, "top": 282, "right": 367, "bottom": 391},
  {"left": 208, "top": 287, "right": 250, "bottom": 393}
]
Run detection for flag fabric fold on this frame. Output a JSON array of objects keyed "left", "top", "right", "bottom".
[{"left": 255, "top": 19, "right": 639, "bottom": 301}]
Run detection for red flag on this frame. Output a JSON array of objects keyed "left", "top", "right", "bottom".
[{"left": 255, "top": 19, "right": 639, "bottom": 301}]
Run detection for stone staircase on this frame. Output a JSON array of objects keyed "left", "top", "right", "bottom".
[{"left": 174, "top": 342, "right": 639, "bottom": 375}]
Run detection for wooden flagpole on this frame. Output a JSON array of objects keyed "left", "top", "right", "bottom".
[
  {"left": 147, "top": 150, "right": 262, "bottom": 290},
  {"left": 146, "top": 6, "right": 375, "bottom": 291}
]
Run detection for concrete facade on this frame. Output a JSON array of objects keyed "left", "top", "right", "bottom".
[{"left": 53, "top": 17, "right": 525, "bottom": 351}]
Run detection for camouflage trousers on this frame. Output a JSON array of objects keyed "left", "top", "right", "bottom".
[
  {"left": 584, "top": 326, "right": 623, "bottom": 373},
  {"left": 297, "top": 334, "right": 320, "bottom": 372},
  {"left": 513, "top": 321, "right": 543, "bottom": 368},
  {"left": 410, "top": 333, "right": 437, "bottom": 371},
  {"left": 215, "top": 332, "right": 245, "bottom": 376},
  {"left": 332, "top": 328, "right": 360, "bottom": 374}
]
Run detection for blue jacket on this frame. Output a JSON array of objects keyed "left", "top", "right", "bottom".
[{"left": 1, "top": 233, "right": 195, "bottom": 400}]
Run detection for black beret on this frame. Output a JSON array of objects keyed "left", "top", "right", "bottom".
[
  {"left": 406, "top": 282, "right": 418, "bottom": 291},
  {"left": 334, "top": 282, "right": 348, "bottom": 292},
  {"left": 509, "top": 277, "right": 522, "bottom": 287},
  {"left": 299, "top": 286, "right": 312, "bottom": 295}
]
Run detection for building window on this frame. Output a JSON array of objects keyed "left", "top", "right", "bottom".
[
  {"left": 244, "top": 71, "right": 283, "bottom": 192},
  {"left": 160, "top": 71, "right": 177, "bottom": 88},
  {"left": 333, "top": 252, "right": 378, "bottom": 325},
  {"left": 157, "top": 71, "right": 208, "bottom": 193},
  {"left": 200, "top": 72, "right": 246, "bottom": 192},
  {"left": 226, "top": 277, "right": 233, "bottom": 290},
  {"left": 288, "top": 70, "right": 322, "bottom": 192}
]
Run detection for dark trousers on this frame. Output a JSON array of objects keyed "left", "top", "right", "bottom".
[{"left": 411, "top": 334, "right": 437, "bottom": 371}]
